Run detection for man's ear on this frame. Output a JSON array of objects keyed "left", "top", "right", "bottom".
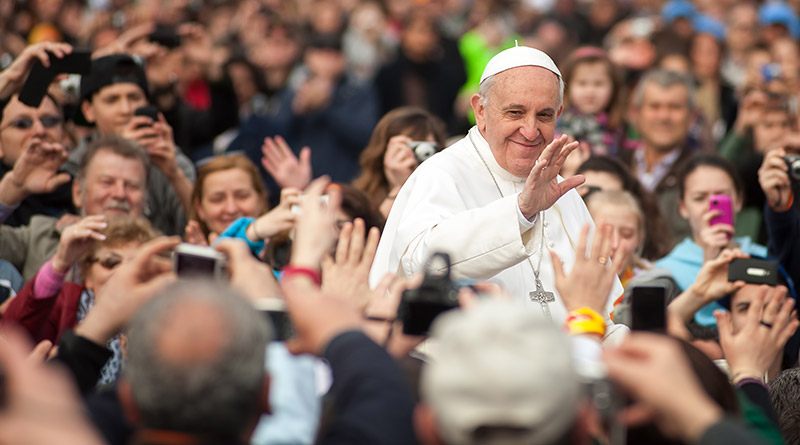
[
  {"left": 81, "top": 100, "right": 96, "bottom": 124},
  {"left": 471, "top": 94, "right": 486, "bottom": 132},
  {"left": 117, "top": 378, "right": 142, "bottom": 427},
  {"left": 556, "top": 104, "right": 564, "bottom": 119},
  {"left": 414, "top": 403, "right": 446, "bottom": 445},
  {"left": 72, "top": 178, "right": 83, "bottom": 209}
]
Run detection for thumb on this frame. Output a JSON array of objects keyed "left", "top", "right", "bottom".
[
  {"left": 558, "top": 175, "right": 585, "bottom": 196},
  {"left": 46, "top": 173, "right": 72, "bottom": 191}
]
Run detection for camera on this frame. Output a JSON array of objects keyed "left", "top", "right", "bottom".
[
  {"left": 397, "top": 252, "right": 460, "bottom": 336},
  {"left": 253, "top": 298, "right": 295, "bottom": 342},
  {"left": 784, "top": 154, "right": 800, "bottom": 186},
  {"left": 173, "top": 243, "right": 227, "bottom": 280},
  {"left": 407, "top": 141, "right": 441, "bottom": 164}
]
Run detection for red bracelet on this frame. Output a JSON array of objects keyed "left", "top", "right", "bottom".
[{"left": 281, "top": 265, "right": 322, "bottom": 285}]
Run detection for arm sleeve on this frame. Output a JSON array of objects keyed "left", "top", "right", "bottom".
[
  {"left": 0, "top": 200, "right": 19, "bottom": 224},
  {"left": 737, "top": 380, "right": 779, "bottom": 426},
  {"left": 0, "top": 222, "right": 31, "bottom": 271},
  {"left": 764, "top": 202, "right": 800, "bottom": 287},
  {"left": 53, "top": 330, "right": 112, "bottom": 395},
  {"left": 698, "top": 417, "right": 771, "bottom": 445},
  {"left": 0, "top": 270, "right": 59, "bottom": 341},
  {"left": 319, "top": 330, "right": 417, "bottom": 445}
]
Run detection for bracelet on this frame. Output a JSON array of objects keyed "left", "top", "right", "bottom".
[
  {"left": 564, "top": 307, "right": 606, "bottom": 338},
  {"left": 281, "top": 265, "right": 322, "bottom": 286},
  {"left": 730, "top": 369, "right": 766, "bottom": 384}
]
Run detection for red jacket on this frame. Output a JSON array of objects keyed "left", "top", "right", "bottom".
[{"left": 0, "top": 272, "right": 83, "bottom": 344}]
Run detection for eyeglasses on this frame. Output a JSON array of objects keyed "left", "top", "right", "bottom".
[
  {"left": 0, "top": 115, "right": 62, "bottom": 131},
  {"left": 89, "top": 254, "right": 124, "bottom": 270}
]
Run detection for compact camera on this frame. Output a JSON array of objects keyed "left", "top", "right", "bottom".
[
  {"left": 784, "top": 154, "right": 800, "bottom": 186},
  {"left": 397, "top": 252, "right": 460, "bottom": 336},
  {"left": 407, "top": 141, "right": 441, "bottom": 164},
  {"left": 172, "top": 243, "right": 227, "bottom": 280}
]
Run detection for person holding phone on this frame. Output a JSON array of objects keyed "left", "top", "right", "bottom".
[{"left": 656, "top": 153, "right": 771, "bottom": 326}]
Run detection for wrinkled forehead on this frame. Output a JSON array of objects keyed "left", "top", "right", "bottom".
[{"left": 488, "top": 66, "right": 561, "bottom": 103}]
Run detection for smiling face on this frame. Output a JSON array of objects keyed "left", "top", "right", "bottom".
[
  {"left": 72, "top": 149, "right": 146, "bottom": 218},
  {"left": 194, "top": 167, "right": 265, "bottom": 235},
  {"left": 472, "top": 66, "right": 563, "bottom": 178}
]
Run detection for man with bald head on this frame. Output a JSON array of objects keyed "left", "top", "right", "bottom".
[{"left": 371, "top": 46, "right": 626, "bottom": 340}]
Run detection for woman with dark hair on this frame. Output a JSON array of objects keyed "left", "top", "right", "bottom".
[
  {"left": 576, "top": 156, "right": 673, "bottom": 260},
  {"left": 655, "top": 153, "right": 770, "bottom": 326},
  {"left": 352, "top": 106, "right": 446, "bottom": 217}
]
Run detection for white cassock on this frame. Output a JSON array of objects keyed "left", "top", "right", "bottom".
[{"left": 370, "top": 127, "right": 629, "bottom": 343}]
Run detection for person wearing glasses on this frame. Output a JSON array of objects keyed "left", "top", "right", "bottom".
[{"left": 1, "top": 216, "right": 157, "bottom": 385}]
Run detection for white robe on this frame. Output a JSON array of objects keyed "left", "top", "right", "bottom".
[{"left": 370, "top": 127, "right": 628, "bottom": 342}]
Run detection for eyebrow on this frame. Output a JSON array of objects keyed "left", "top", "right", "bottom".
[{"left": 500, "top": 104, "right": 527, "bottom": 111}]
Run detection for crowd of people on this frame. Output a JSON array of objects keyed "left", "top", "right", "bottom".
[{"left": 1, "top": 0, "right": 800, "bottom": 444}]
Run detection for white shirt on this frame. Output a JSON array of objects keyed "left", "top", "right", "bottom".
[{"left": 370, "top": 127, "right": 627, "bottom": 341}]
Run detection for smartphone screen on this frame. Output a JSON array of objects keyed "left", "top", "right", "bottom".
[{"left": 630, "top": 286, "right": 666, "bottom": 333}]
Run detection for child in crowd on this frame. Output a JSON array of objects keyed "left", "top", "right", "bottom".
[{"left": 556, "top": 47, "right": 625, "bottom": 156}]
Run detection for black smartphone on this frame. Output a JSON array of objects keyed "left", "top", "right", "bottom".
[
  {"left": 629, "top": 286, "right": 667, "bottom": 333},
  {"left": 149, "top": 25, "right": 182, "bottom": 49},
  {"left": 18, "top": 50, "right": 92, "bottom": 107},
  {"left": 134, "top": 105, "right": 159, "bottom": 129},
  {"left": 728, "top": 258, "right": 779, "bottom": 286},
  {"left": 254, "top": 299, "right": 295, "bottom": 342}
]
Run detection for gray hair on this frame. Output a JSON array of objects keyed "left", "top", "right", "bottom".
[
  {"left": 478, "top": 70, "right": 565, "bottom": 110},
  {"left": 125, "top": 279, "right": 272, "bottom": 438},
  {"left": 632, "top": 68, "right": 696, "bottom": 110}
]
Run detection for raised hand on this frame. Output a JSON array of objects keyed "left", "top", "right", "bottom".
[
  {"left": 758, "top": 147, "right": 793, "bottom": 210},
  {"left": 261, "top": 136, "right": 312, "bottom": 190},
  {"left": 551, "top": 223, "right": 623, "bottom": 314},
  {"left": 697, "top": 208, "right": 735, "bottom": 262},
  {"left": 184, "top": 220, "right": 210, "bottom": 246},
  {"left": 247, "top": 187, "right": 300, "bottom": 241},
  {"left": 289, "top": 177, "right": 341, "bottom": 269},
  {"left": 214, "top": 239, "right": 281, "bottom": 302},
  {"left": 715, "top": 286, "right": 799, "bottom": 383},
  {"left": 76, "top": 236, "right": 179, "bottom": 346},
  {"left": 518, "top": 134, "right": 585, "bottom": 219},
  {"left": 0, "top": 138, "right": 70, "bottom": 207},
  {"left": 321, "top": 218, "right": 381, "bottom": 311},
  {"left": 51, "top": 215, "right": 108, "bottom": 273},
  {"left": 383, "top": 135, "right": 418, "bottom": 190},
  {"left": 0, "top": 42, "right": 73, "bottom": 99}
]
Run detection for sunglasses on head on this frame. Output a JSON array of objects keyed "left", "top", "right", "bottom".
[
  {"left": 2, "top": 115, "right": 62, "bottom": 130},
  {"left": 90, "top": 254, "right": 124, "bottom": 270}
]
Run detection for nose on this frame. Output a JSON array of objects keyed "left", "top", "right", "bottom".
[
  {"left": 518, "top": 115, "right": 540, "bottom": 141},
  {"left": 120, "top": 97, "right": 134, "bottom": 116},
  {"left": 223, "top": 196, "right": 239, "bottom": 214},
  {"left": 111, "top": 180, "right": 126, "bottom": 198},
  {"left": 30, "top": 117, "right": 46, "bottom": 136}
]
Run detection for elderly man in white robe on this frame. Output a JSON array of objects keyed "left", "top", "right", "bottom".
[{"left": 370, "top": 46, "right": 628, "bottom": 342}]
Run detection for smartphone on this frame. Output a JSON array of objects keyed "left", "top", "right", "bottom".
[
  {"left": 728, "top": 258, "right": 779, "bottom": 286},
  {"left": 253, "top": 299, "right": 295, "bottom": 342},
  {"left": 149, "top": 24, "right": 182, "bottom": 49},
  {"left": 173, "top": 243, "right": 227, "bottom": 279},
  {"left": 18, "top": 50, "right": 92, "bottom": 107},
  {"left": 709, "top": 194, "right": 733, "bottom": 228},
  {"left": 134, "top": 105, "right": 159, "bottom": 129},
  {"left": 629, "top": 286, "right": 666, "bottom": 333}
]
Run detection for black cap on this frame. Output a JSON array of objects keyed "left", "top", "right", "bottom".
[{"left": 80, "top": 54, "right": 149, "bottom": 103}]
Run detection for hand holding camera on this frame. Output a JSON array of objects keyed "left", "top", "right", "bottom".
[{"left": 758, "top": 147, "right": 794, "bottom": 211}]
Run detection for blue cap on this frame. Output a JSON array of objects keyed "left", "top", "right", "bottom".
[
  {"left": 661, "top": 0, "right": 697, "bottom": 24},
  {"left": 759, "top": 1, "right": 800, "bottom": 38},
  {"left": 692, "top": 14, "right": 726, "bottom": 41}
]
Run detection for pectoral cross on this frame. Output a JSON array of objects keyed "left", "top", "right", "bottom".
[{"left": 529, "top": 278, "right": 554, "bottom": 319}]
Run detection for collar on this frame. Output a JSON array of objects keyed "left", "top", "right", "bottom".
[
  {"left": 468, "top": 126, "right": 527, "bottom": 184},
  {"left": 633, "top": 146, "right": 683, "bottom": 173}
]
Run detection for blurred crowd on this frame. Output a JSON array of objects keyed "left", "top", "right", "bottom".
[{"left": 2, "top": 0, "right": 800, "bottom": 444}]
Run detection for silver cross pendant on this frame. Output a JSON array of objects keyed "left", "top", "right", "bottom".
[{"left": 529, "top": 278, "right": 554, "bottom": 319}]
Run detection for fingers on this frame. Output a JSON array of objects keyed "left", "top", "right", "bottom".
[
  {"left": 714, "top": 309, "right": 733, "bottom": 345},
  {"left": 744, "top": 287, "right": 767, "bottom": 331},
  {"left": 591, "top": 224, "right": 613, "bottom": 262},
  {"left": 213, "top": 239, "right": 252, "bottom": 265},
  {"left": 348, "top": 218, "right": 366, "bottom": 265},
  {"left": 298, "top": 146, "right": 312, "bottom": 167},
  {"left": 26, "top": 340, "right": 54, "bottom": 365},
  {"left": 335, "top": 221, "right": 353, "bottom": 264},
  {"left": 362, "top": 226, "right": 380, "bottom": 267},
  {"left": 549, "top": 249, "right": 566, "bottom": 286},
  {"left": 557, "top": 174, "right": 585, "bottom": 197},
  {"left": 131, "top": 236, "right": 181, "bottom": 271},
  {"left": 576, "top": 223, "right": 591, "bottom": 260}
]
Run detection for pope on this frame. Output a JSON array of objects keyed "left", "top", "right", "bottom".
[{"left": 369, "top": 45, "right": 627, "bottom": 341}]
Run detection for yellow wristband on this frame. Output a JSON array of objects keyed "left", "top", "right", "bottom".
[{"left": 565, "top": 307, "right": 606, "bottom": 338}]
